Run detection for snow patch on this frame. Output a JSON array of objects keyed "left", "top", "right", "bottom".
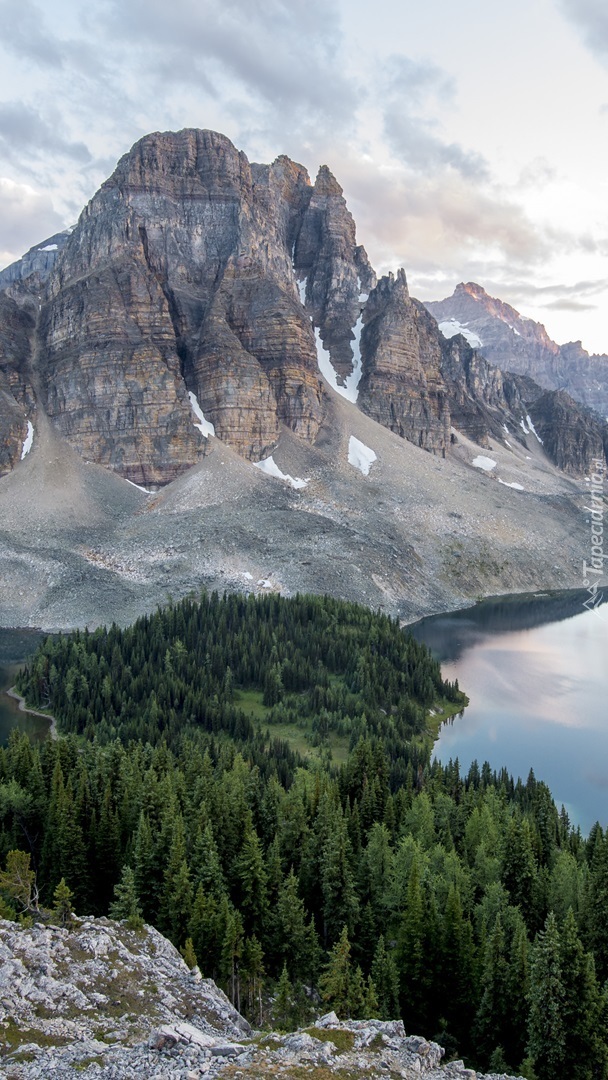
[
  {"left": 254, "top": 455, "right": 309, "bottom": 490},
  {"left": 39, "top": 244, "right": 58, "bottom": 252},
  {"left": 498, "top": 479, "right": 525, "bottom": 490},
  {"left": 20, "top": 421, "right": 34, "bottom": 459},
  {"left": 348, "top": 436, "right": 377, "bottom": 476},
  {"left": 297, "top": 277, "right": 307, "bottom": 306},
  {"left": 242, "top": 571, "right": 254, "bottom": 581},
  {"left": 257, "top": 579, "right": 273, "bottom": 589},
  {"left": 520, "top": 417, "right": 529, "bottom": 435},
  {"left": 189, "top": 391, "right": 215, "bottom": 438},
  {"left": 504, "top": 440, "right": 512, "bottom": 449},
  {"left": 439, "top": 319, "right": 483, "bottom": 349},
  {"left": 472, "top": 455, "right": 497, "bottom": 472},
  {"left": 526, "top": 414, "right": 543, "bottom": 444},
  {"left": 315, "top": 327, "right": 362, "bottom": 403},
  {"left": 125, "top": 478, "right": 152, "bottom": 494}
]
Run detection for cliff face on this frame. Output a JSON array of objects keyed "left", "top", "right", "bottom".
[
  {"left": 0, "top": 294, "right": 36, "bottom": 474},
  {"left": 426, "top": 282, "right": 608, "bottom": 420},
  {"left": 36, "top": 130, "right": 379, "bottom": 484},
  {"left": 358, "top": 271, "right": 451, "bottom": 455}
]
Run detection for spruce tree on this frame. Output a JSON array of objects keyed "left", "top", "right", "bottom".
[
  {"left": 53, "top": 878, "right": 75, "bottom": 928},
  {"left": 371, "top": 935, "right": 399, "bottom": 1020},
  {"left": 319, "top": 925, "right": 353, "bottom": 1018},
  {"left": 109, "top": 866, "right": 143, "bottom": 929},
  {"left": 527, "top": 912, "right": 566, "bottom": 1080}
]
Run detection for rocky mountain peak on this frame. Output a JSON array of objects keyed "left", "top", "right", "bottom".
[
  {"left": 426, "top": 282, "right": 608, "bottom": 420},
  {"left": 313, "top": 163, "right": 344, "bottom": 196}
]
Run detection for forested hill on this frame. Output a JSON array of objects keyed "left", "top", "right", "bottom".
[
  {"left": 16, "top": 591, "right": 461, "bottom": 770},
  {"left": 3, "top": 593, "right": 608, "bottom": 1079}
]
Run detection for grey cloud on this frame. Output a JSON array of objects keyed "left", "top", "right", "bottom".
[
  {"left": 0, "top": 0, "right": 64, "bottom": 67},
  {"left": 557, "top": 0, "right": 608, "bottom": 65},
  {"left": 0, "top": 102, "right": 92, "bottom": 163},
  {"left": 383, "top": 54, "right": 456, "bottom": 106},
  {"left": 499, "top": 279, "right": 608, "bottom": 303},
  {"left": 339, "top": 158, "right": 548, "bottom": 282},
  {"left": 517, "top": 158, "right": 558, "bottom": 189},
  {"left": 542, "top": 299, "right": 597, "bottom": 311},
  {"left": 103, "top": 0, "right": 354, "bottom": 127},
  {"left": 383, "top": 109, "right": 489, "bottom": 180},
  {"left": 0, "top": 179, "right": 64, "bottom": 268}
]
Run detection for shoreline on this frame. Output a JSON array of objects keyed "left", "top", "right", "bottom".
[{"left": 5, "top": 687, "right": 57, "bottom": 739}]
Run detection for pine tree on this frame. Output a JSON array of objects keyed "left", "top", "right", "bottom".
[
  {"left": 235, "top": 826, "right": 268, "bottom": 937},
  {"left": 273, "top": 962, "right": 294, "bottom": 1031},
  {"left": 527, "top": 912, "right": 566, "bottom": 1080},
  {"left": 242, "top": 935, "right": 265, "bottom": 1027},
  {"left": 371, "top": 935, "right": 399, "bottom": 1020},
  {"left": 321, "top": 817, "right": 359, "bottom": 943},
  {"left": 53, "top": 878, "right": 75, "bottom": 928},
  {"left": 319, "top": 925, "right": 353, "bottom": 1018},
  {"left": 559, "top": 908, "right": 608, "bottom": 1079},
  {"left": 109, "top": 866, "right": 143, "bottom": 929},
  {"left": 180, "top": 937, "right": 198, "bottom": 969},
  {"left": 473, "top": 912, "right": 509, "bottom": 1065}
]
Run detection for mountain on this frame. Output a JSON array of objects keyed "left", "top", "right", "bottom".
[
  {"left": 426, "top": 282, "right": 608, "bottom": 420},
  {"left": 0, "top": 229, "right": 71, "bottom": 292},
  {"left": 0, "top": 129, "right": 603, "bottom": 629}
]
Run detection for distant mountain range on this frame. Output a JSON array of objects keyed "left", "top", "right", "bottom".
[{"left": 426, "top": 281, "right": 608, "bottom": 421}]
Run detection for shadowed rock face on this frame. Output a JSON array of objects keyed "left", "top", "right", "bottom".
[
  {"left": 439, "top": 331, "right": 608, "bottom": 475},
  {"left": 358, "top": 271, "right": 451, "bottom": 455},
  {"left": 0, "top": 294, "right": 36, "bottom": 474}
]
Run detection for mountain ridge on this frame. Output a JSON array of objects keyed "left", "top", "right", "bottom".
[{"left": 426, "top": 282, "right": 608, "bottom": 421}]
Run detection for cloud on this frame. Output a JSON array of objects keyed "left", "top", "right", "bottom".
[
  {"left": 556, "top": 0, "right": 608, "bottom": 66},
  {"left": 382, "top": 53, "right": 456, "bottom": 106},
  {"left": 102, "top": 0, "right": 355, "bottom": 133},
  {"left": 0, "top": 102, "right": 92, "bottom": 163},
  {"left": 383, "top": 110, "right": 489, "bottom": 179},
  {"left": 542, "top": 299, "right": 597, "bottom": 312},
  {"left": 0, "top": 0, "right": 64, "bottom": 67},
  {"left": 340, "top": 156, "right": 548, "bottom": 280},
  {"left": 0, "top": 178, "right": 64, "bottom": 267}
]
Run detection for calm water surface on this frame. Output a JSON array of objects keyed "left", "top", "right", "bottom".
[
  {"left": 0, "top": 628, "right": 51, "bottom": 744},
  {"left": 411, "top": 591, "right": 608, "bottom": 834}
]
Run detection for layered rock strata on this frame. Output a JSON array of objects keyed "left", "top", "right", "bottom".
[{"left": 358, "top": 270, "right": 451, "bottom": 455}]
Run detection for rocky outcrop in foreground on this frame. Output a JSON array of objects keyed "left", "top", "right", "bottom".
[{"left": 0, "top": 916, "right": 522, "bottom": 1080}]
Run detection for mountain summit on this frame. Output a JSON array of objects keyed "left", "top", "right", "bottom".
[
  {"left": 426, "top": 283, "right": 608, "bottom": 421},
  {"left": 0, "top": 129, "right": 605, "bottom": 628}
]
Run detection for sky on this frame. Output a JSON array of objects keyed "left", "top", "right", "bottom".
[{"left": 0, "top": 0, "right": 607, "bottom": 353}]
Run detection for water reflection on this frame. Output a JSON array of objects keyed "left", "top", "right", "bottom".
[{"left": 411, "top": 590, "right": 608, "bottom": 834}]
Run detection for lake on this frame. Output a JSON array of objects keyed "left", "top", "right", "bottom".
[
  {"left": 2, "top": 593, "right": 607, "bottom": 833},
  {"left": 411, "top": 590, "right": 608, "bottom": 835},
  {"left": 0, "top": 628, "right": 52, "bottom": 744}
]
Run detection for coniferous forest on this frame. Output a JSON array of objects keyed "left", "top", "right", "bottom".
[{"left": 3, "top": 592, "right": 608, "bottom": 1078}]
